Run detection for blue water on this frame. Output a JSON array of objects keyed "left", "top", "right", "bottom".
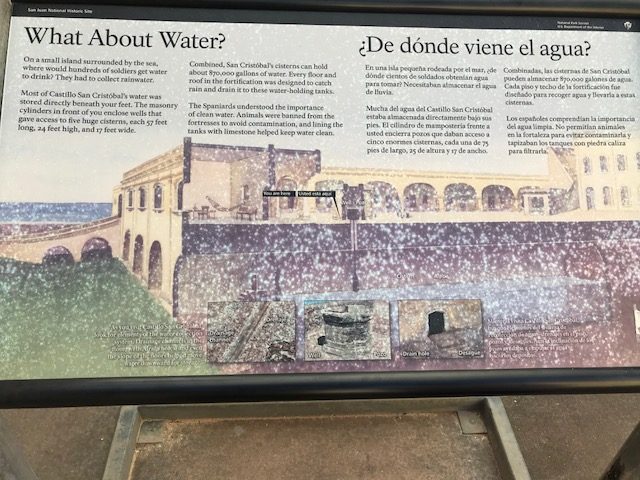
[{"left": 0, "top": 203, "right": 112, "bottom": 223}]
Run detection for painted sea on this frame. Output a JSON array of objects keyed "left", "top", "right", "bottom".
[{"left": 0, "top": 202, "right": 112, "bottom": 223}]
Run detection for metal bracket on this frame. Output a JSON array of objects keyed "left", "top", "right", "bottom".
[{"left": 103, "top": 397, "right": 531, "bottom": 480}]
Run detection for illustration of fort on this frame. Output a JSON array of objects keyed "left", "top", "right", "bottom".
[
  {"left": 111, "top": 137, "right": 640, "bottom": 307},
  {"left": 2, "top": 137, "right": 640, "bottom": 348}
]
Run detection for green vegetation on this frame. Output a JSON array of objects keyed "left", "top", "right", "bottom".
[{"left": 0, "top": 258, "right": 214, "bottom": 379}]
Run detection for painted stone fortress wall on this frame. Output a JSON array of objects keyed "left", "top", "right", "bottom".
[
  {"left": 107, "top": 137, "right": 639, "bottom": 372},
  {"left": 112, "top": 145, "right": 183, "bottom": 305}
]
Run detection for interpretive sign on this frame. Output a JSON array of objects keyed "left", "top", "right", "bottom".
[{"left": 0, "top": 2, "right": 639, "bottom": 385}]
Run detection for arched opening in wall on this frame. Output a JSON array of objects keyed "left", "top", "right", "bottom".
[
  {"left": 122, "top": 230, "right": 131, "bottom": 260},
  {"left": 482, "top": 185, "right": 515, "bottom": 211},
  {"left": 42, "top": 246, "right": 74, "bottom": 266},
  {"left": 276, "top": 177, "right": 297, "bottom": 210},
  {"left": 314, "top": 180, "right": 344, "bottom": 212},
  {"left": 518, "top": 187, "right": 549, "bottom": 215},
  {"left": 586, "top": 188, "right": 595, "bottom": 210},
  {"left": 176, "top": 181, "right": 184, "bottom": 211},
  {"left": 427, "top": 311, "right": 446, "bottom": 335},
  {"left": 600, "top": 155, "right": 609, "bottom": 173},
  {"left": 127, "top": 189, "right": 133, "bottom": 208},
  {"left": 517, "top": 186, "right": 539, "bottom": 210},
  {"left": 138, "top": 187, "right": 146, "bottom": 209},
  {"left": 603, "top": 186, "right": 612, "bottom": 206},
  {"left": 444, "top": 183, "right": 477, "bottom": 211},
  {"left": 366, "top": 181, "right": 401, "bottom": 216},
  {"left": 621, "top": 186, "right": 631, "bottom": 207},
  {"left": 403, "top": 183, "right": 437, "bottom": 212},
  {"left": 153, "top": 184, "right": 163, "bottom": 210},
  {"left": 148, "top": 241, "right": 162, "bottom": 290},
  {"left": 80, "top": 237, "right": 112, "bottom": 262},
  {"left": 133, "top": 235, "right": 144, "bottom": 274},
  {"left": 117, "top": 194, "right": 123, "bottom": 217}
]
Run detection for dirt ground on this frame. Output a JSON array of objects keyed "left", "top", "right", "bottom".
[{"left": 1, "top": 393, "right": 639, "bottom": 480}]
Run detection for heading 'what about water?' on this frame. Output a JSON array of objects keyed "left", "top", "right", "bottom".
[{"left": 25, "top": 27, "right": 227, "bottom": 49}]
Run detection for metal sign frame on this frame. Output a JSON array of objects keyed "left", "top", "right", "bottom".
[{"left": 1, "top": 0, "right": 640, "bottom": 407}]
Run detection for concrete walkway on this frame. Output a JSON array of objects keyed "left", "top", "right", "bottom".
[{"left": 1, "top": 394, "right": 639, "bottom": 480}]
